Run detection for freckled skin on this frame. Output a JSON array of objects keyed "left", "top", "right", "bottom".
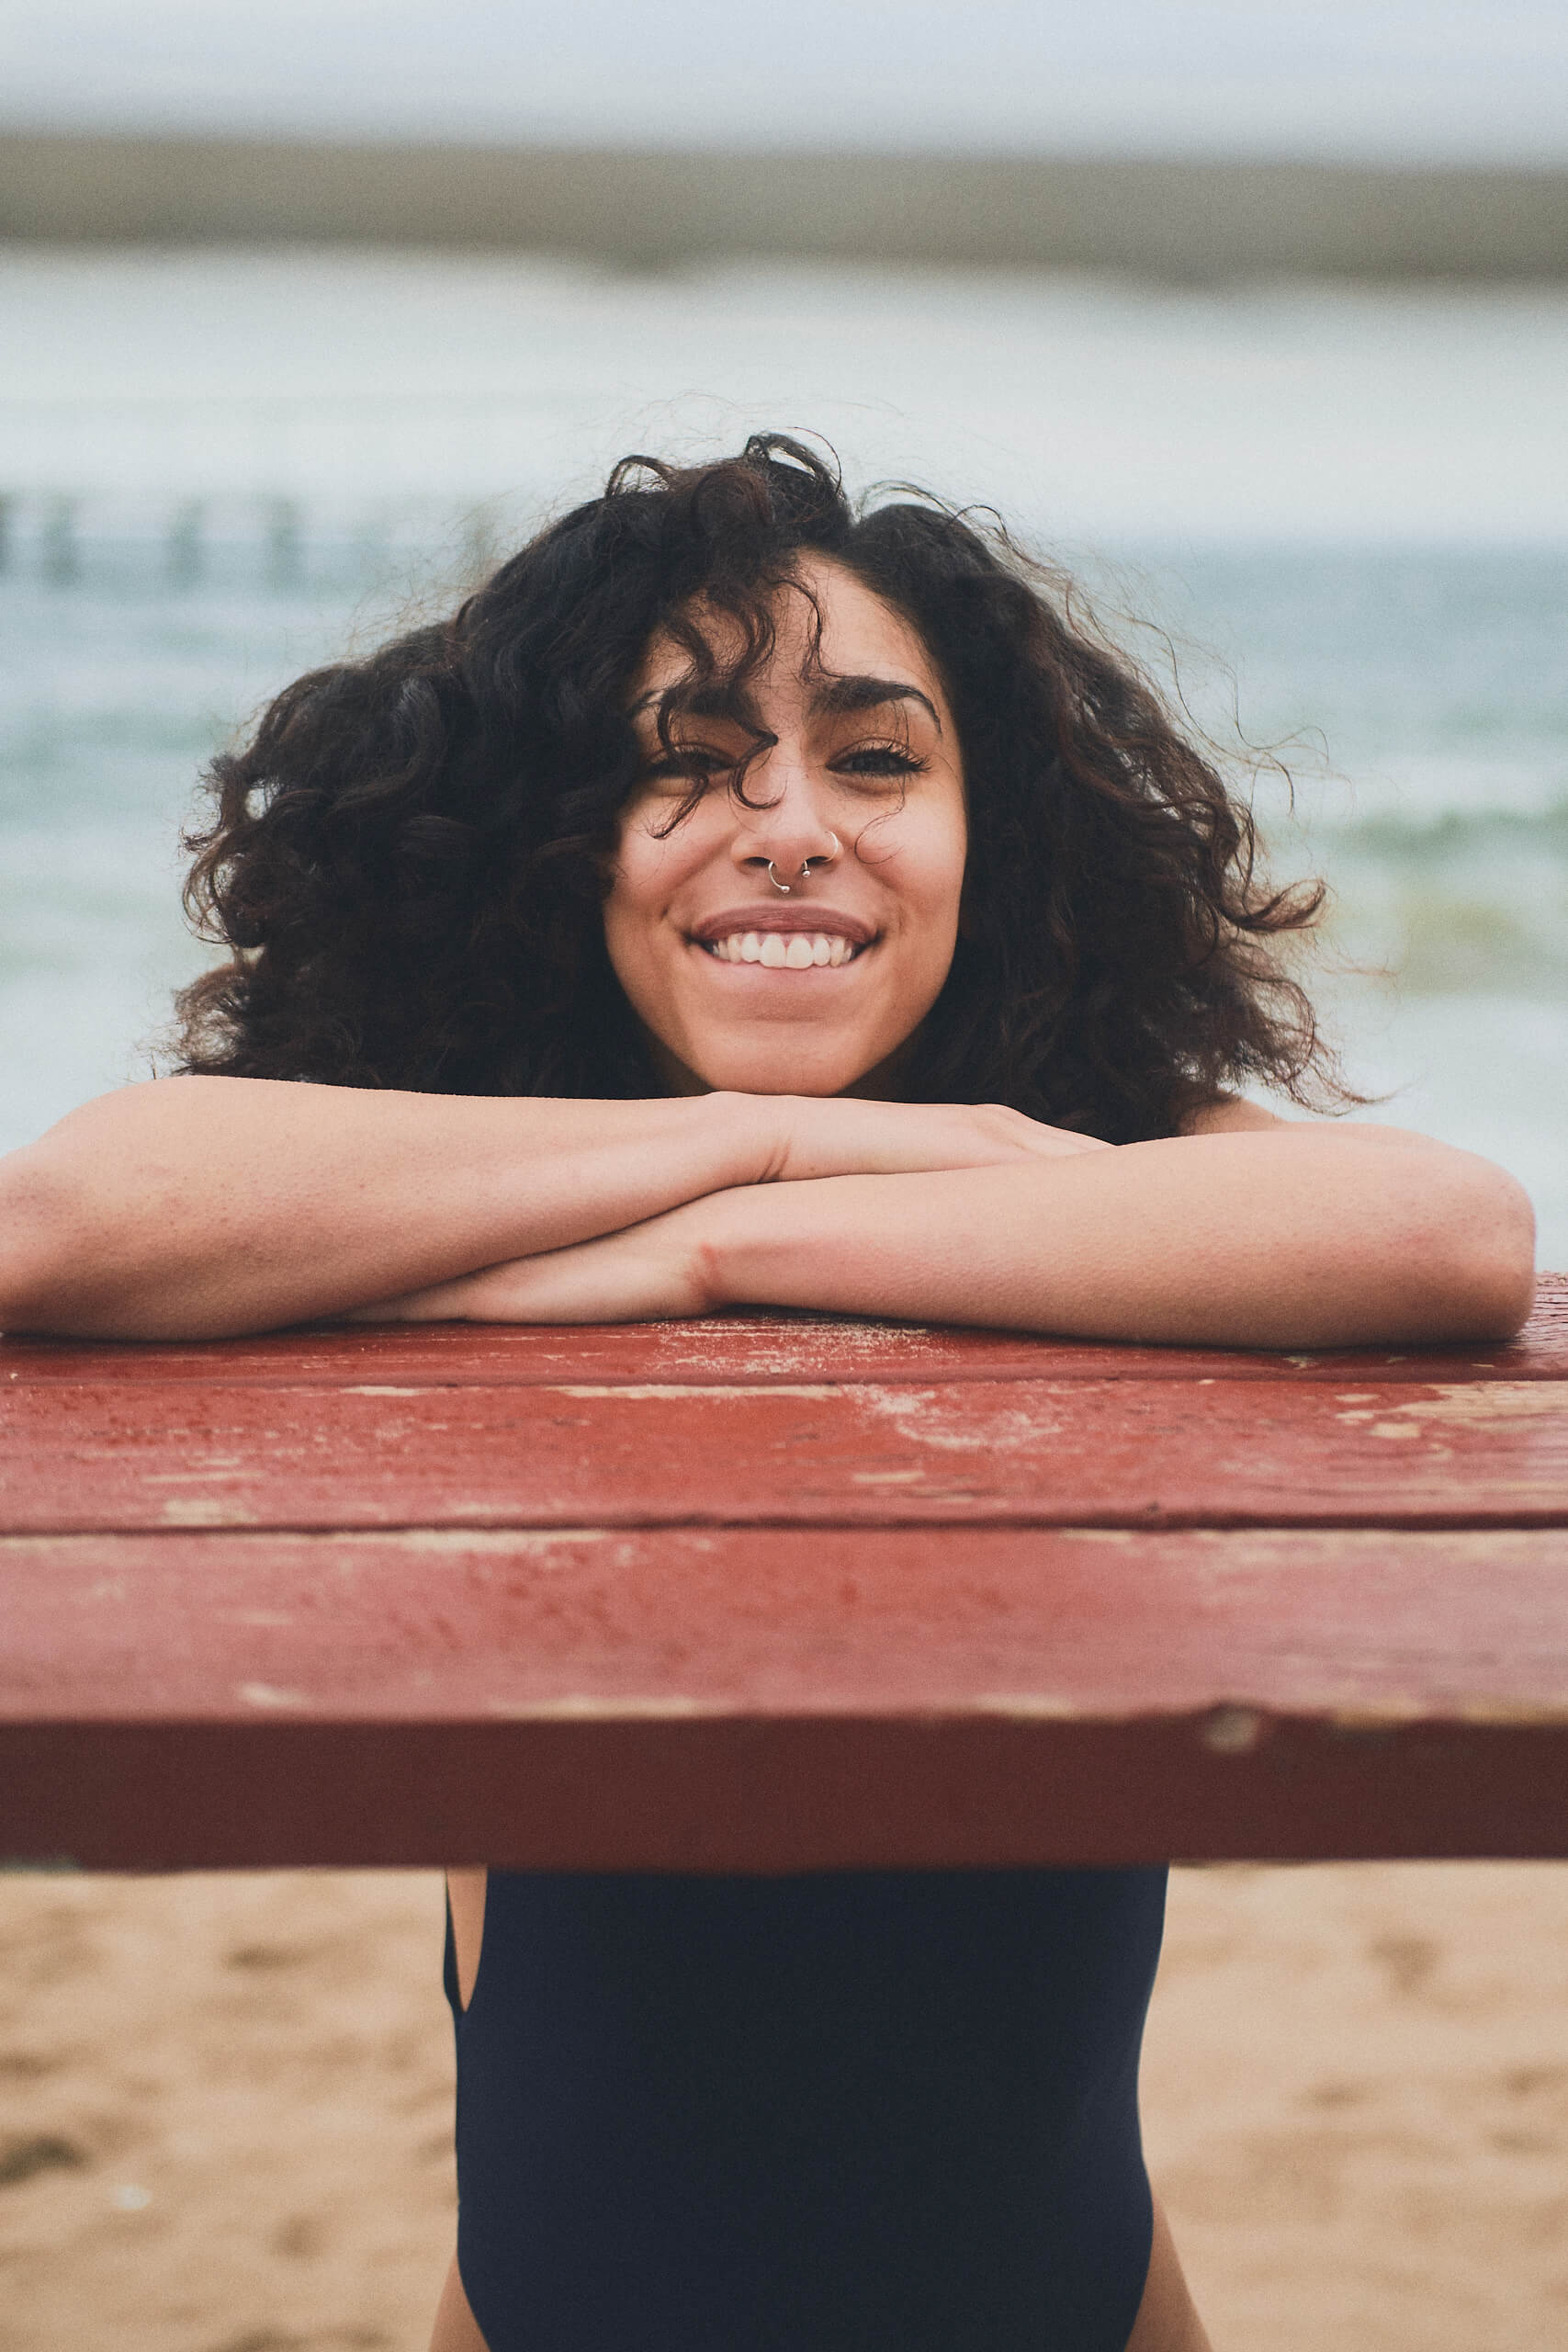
[{"left": 603, "top": 557, "right": 969, "bottom": 1100}]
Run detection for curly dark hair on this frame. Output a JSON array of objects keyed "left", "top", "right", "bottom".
[{"left": 175, "top": 433, "right": 1340, "bottom": 1142}]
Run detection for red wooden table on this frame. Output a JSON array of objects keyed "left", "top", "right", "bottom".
[{"left": 4, "top": 1279, "right": 1567, "bottom": 1871}]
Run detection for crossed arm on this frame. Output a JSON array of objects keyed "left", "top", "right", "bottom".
[{"left": 0, "top": 1074, "right": 1535, "bottom": 1349}]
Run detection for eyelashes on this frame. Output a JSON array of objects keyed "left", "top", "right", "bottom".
[
  {"left": 831, "top": 741, "right": 928, "bottom": 780},
  {"left": 639, "top": 740, "right": 926, "bottom": 789}
]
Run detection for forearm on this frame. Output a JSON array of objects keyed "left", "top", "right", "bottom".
[
  {"left": 698, "top": 1129, "right": 1536, "bottom": 1349},
  {"left": 0, "top": 1078, "right": 771, "bottom": 1339}
]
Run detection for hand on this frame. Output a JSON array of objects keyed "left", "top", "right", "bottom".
[
  {"left": 347, "top": 1195, "right": 718, "bottom": 1326},
  {"left": 344, "top": 1099, "right": 1112, "bottom": 1327},
  {"left": 761, "top": 1094, "right": 1111, "bottom": 1184}
]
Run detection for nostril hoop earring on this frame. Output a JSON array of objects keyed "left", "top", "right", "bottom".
[{"left": 768, "top": 832, "right": 841, "bottom": 892}]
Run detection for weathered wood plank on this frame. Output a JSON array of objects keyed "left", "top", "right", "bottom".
[
  {"left": 5, "top": 1279, "right": 1562, "bottom": 1867},
  {"left": 3, "top": 1526, "right": 1565, "bottom": 1869},
  {"left": 8, "top": 1714, "right": 1565, "bottom": 1871},
  {"left": 4, "top": 1273, "right": 1563, "bottom": 1388},
  {"left": 6, "top": 1375, "right": 1568, "bottom": 1534},
  {"left": 7, "top": 1524, "right": 1566, "bottom": 1721}
]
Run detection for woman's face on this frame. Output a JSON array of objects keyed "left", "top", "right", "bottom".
[{"left": 604, "top": 556, "right": 967, "bottom": 1098}]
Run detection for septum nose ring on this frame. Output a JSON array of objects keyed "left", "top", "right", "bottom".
[{"left": 766, "top": 833, "right": 840, "bottom": 894}]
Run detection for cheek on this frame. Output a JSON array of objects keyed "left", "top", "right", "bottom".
[
  {"left": 608, "top": 811, "right": 671, "bottom": 902},
  {"left": 600, "top": 856, "right": 660, "bottom": 1003},
  {"left": 890, "top": 801, "right": 967, "bottom": 931},
  {"left": 601, "top": 812, "right": 712, "bottom": 1002},
  {"left": 612, "top": 796, "right": 731, "bottom": 896},
  {"left": 604, "top": 814, "right": 685, "bottom": 941}
]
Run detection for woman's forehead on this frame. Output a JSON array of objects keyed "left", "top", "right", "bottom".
[{"left": 632, "top": 561, "right": 942, "bottom": 711}]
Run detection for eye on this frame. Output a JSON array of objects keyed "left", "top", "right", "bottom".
[
  {"left": 637, "top": 744, "right": 734, "bottom": 790},
  {"left": 832, "top": 741, "right": 927, "bottom": 781}
]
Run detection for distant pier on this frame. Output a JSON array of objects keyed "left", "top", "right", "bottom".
[{"left": 3, "top": 130, "right": 1566, "bottom": 277}]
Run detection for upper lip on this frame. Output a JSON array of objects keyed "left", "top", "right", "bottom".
[{"left": 688, "top": 904, "right": 878, "bottom": 945}]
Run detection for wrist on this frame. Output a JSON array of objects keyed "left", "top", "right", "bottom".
[
  {"left": 701, "top": 1088, "right": 793, "bottom": 1188},
  {"left": 680, "top": 1183, "right": 758, "bottom": 1312}
]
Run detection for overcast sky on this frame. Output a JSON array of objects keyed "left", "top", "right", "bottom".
[{"left": 3, "top": 0, "right": 1567, "bottom": 161}]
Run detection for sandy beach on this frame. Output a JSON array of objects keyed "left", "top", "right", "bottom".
[{"left": 2, "top": 1861, "right": 1565, "bottom": 2349}]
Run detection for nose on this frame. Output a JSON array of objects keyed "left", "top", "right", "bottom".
[{"left": 730, "top": 754, "right": 843, "bottom": 888}]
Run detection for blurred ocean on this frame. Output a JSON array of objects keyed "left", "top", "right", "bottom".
[{"left": 2, "top": 248, "right": 1565, "bottom": 1260}]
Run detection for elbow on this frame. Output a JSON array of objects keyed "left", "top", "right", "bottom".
[
  {"left": 1464, "top": 1182, "right": 1538, "bottom": 1341},
  {"left": 0, "top": 1083, "right": 206, "bottom": 1338},
  {"left": 0, "top": 1147, "right": 94, "bottom": 1335},
  {"left": 1410, "top": 1159, "right": 1537, "bottom": 1343}
]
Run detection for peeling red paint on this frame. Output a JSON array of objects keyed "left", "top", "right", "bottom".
[
  {"left": 5, "top": 1374, "right": 1568, "bottom": 1536},
  {"left": 2, "top": 1283, "right": 1565, "bottom": 1869}
]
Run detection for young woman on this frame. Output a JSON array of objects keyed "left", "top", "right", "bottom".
[{"left": 0, "top": 437, "right": 1533, "bottom": 2351}]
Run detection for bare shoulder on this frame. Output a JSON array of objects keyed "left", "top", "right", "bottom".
[
  {"left": 1180, "top": 1096, "right": 1462, "bottom": 1154},
  {"left": 1177, "top": 1093, "right": 1290, "bottom": 1136}
]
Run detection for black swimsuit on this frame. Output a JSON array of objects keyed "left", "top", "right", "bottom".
[{"left": 447, "top": 1864, "right": 1168, "bottom": 2351}]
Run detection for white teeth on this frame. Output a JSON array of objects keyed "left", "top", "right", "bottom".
[{"left": 704, "top": 931, "right": 865, "bottom": 965}]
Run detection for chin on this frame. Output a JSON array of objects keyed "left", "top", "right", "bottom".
[{"left": 688, "top": 1035, "right": 876, "bottom": 1099}]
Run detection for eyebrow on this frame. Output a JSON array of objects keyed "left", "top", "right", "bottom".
[
  {"left": 810, "top": 674, "right": 942, "bottom": 732},
  {"left": 628, "top": 673, "right": 942, "bottom": 733},
  {"left": 627, "top": 685, "right": 761, "bottom": 727}
]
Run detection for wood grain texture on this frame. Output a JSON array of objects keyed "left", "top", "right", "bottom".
[
  {"left": 4, "top": 1524, "right": 1566, "bottom": 1867},
  {"left": 7, "top": 1713, "right": 1565, "bottom": 1871},
  {"left": 4, "top": 1282, "right": 1564, "bottom": 1867},
  {"left": 6, "top": 1374, "right": 1567, "bottom": 1535},
  {"left": 6, "top": 1524, "right": 1566, "bottom": 1723}
]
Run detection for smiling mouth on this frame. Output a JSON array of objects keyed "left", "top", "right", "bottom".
[{"left": 697, "top": 930, "right": 870, "bottom": 968}]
